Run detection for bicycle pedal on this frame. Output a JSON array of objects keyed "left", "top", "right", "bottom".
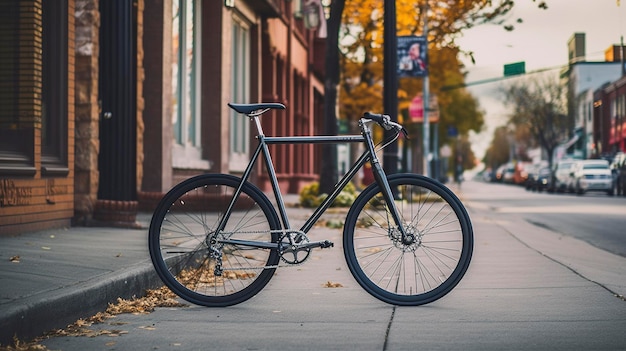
[{"left": 320, "top": 240, "right": 334, "bottom": 249}]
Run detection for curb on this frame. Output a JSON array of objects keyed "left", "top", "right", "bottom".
[{"left": 0, "top": 260, "right": 161, "bottom": 345}]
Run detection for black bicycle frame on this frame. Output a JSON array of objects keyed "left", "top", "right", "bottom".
[{"left": 215, "top": 115, "right": 407, "bottom": 240}]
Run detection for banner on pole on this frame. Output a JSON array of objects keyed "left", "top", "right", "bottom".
[
  {"left": 398, "top": 36, "right": 428, "bottom": 78},
  {"left": 409, "top": 93, "right": 439, "bottom": 123}
]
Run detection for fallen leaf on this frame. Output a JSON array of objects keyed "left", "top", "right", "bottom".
[
  {"left": 365, "top": 247, "right": 382, "bottom": 254},
  {"left": 323, "top": 281, "right": 343, "bottom": 288}
]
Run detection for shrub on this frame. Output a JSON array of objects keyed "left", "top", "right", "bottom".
[{"left": 299, "top": 181, "right": 358, "bottom": 208}]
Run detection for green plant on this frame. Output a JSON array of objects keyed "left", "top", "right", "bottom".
[{"left": 299, "top": 181, "right": 358, "bottom": 208}]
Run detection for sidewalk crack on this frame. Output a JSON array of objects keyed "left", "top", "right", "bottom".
[
  {"left": 382, "top": 305, "right": 396, "bottom": 351},
  {"left": 503, "top": 224, "right": 625, "bottom": 302}
]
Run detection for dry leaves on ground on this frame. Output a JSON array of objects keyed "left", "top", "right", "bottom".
[{"left": 0, "top": 286, "right": 186, "bottom": 351}]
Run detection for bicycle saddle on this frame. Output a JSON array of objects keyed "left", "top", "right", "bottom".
[{"left": 228, "top": 103, "right": 286, "bottom": 115}]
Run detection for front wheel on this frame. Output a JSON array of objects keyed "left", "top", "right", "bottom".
[
  {"left": 148, "top": 174, "right": 281, "bottom": 307},
  {"left": 343, "top": 174, "right": 473, "bottom": 306}
]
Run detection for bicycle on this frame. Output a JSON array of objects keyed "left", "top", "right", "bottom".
[{"left": 148, "top": 102, "right": 473, "bottom": 307}]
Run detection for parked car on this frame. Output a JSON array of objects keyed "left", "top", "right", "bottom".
[
  {"left": 525, "top": 164, "right": 539, "bottom": 190},
  {"left": 514, "top": 162, "right": 533, "bottom": 185},
  {"left": 502, "top": 163, "right": 515, "bottom": 184},
  {"left": 551, "top": 159, "right": 577, "bottom": 193},
  {"left": 482, "top": 168, "right": 495, "bottom": 182},
  {"left": 570, "top": 159, "right": 613, "bottom": 196},
  {"left": 526, "top": 166, "right": 552, "bottom": 192},
  {"left": 494, "top": 163, "right": 514, "bottom": 183},
  {"left": 524, "top": 162, "right": 547, "bottom": 190},
  {"left": 610, "top": 152, "right": 626, "bottom": 196}
]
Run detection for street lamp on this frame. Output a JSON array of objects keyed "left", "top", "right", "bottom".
[{"left": 303, "top": 0, "right": 321, "bottom": 29}]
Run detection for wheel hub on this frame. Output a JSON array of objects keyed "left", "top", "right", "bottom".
[{"left": 390, "top": 225, "right": 421, "bottom": 252}]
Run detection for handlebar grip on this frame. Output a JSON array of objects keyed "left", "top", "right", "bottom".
[{"left": 363, "top": 112, "right": 391, "bottom": 128}]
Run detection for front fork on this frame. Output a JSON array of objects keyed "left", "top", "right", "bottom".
[{"left": 361, "top": 123, "right": 414, "bottom": 245}]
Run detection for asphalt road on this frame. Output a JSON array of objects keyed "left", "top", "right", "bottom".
[{"left": 468, "top": 180, "right": 626, "bottom": 257}]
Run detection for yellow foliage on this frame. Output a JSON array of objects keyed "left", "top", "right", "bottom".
[{"left": 339, "top": 0, "right": 514, "bottom": 149}]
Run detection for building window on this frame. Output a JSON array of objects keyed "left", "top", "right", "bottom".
[
  {"left": 0, "top": 3, "right": 34, "bottom": 175},
  {"left": 41, "top": 0, "right": 69, "bottom": 176},
  {"left": 172, "top": 0, "right": 208, "bottom": 169},
  {"left": 229, "top": 16, "right": 250, "bottom": 172}
]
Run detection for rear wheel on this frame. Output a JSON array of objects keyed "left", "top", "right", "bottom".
[
  {"left": 343, "top": 174, "right": 473, "bottom": 306},
  {"left": 148, "top": 174, "right": 280, "bottom": 307}
]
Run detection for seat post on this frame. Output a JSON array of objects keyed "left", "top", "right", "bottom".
[{"left": 251, "top": 115, "right": 264, "bottom": 137}]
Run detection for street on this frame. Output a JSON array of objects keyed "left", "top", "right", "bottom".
[
  {"left": 464, "top": 180, "right": 626, "bottom": 258},
  {"left": 33, "top": 179, "right": 626, "bottom": 351}
]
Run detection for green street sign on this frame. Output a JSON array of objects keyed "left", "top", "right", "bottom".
[{"left": 504, "top": 61, "right": 525, "bottom": 76}]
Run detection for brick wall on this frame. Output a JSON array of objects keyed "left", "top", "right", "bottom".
[{"left": 0, "top": 0, "right": 75, "bottom": 235}]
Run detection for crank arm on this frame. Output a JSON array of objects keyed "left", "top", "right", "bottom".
[{"left": 294, "top": 240, "right": 334, "bottom": 250}]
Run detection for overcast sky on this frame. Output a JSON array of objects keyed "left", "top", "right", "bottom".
[{"left": 454, "top": 0, "right": 626, "bottom": 162}]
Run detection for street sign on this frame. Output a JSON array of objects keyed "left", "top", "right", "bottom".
[
  {"left": 504, "top": 61, "right": 525, "bottom": 76},
  {"left": 447, "top": 126, "right": 458, "bottom": 137},
  {"left": 409, "top": 93, "right": 439, "bottom": 123}
]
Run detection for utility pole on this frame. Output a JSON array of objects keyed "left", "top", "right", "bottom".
[
  {"left": 383, "top": 0, "right": 398, "bottom": 175},
  {"left": 422, "top": 2, "right": 431, "bottom": 177}
]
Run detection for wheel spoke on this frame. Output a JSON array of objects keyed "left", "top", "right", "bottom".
[
  {"left": 149, "top": 175, "right": 280, "bottom": 307},
  {"left": 344, "top": 175, "right": 473, "bottom": 306}
]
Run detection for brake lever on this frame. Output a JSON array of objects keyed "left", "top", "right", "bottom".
[{"left": 401, "top": 127, "right": 409, "bottom": 140}]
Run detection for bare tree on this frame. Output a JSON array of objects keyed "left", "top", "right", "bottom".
[
  {"left": 503, "top": 76, "right": 571, "bottom": 168},
  {"left": 483, "top": 126, "right": 511, "bottom": 169}
]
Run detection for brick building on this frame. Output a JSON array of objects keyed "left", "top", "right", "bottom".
[
  {"left": 0, "top": 0, "right": 325, "bottom": 235},
  {"left": 594, "top": 77, "right": 626, "bottom": 156},
  {"left": 0, "top": 0, "right": 76, "bottom": 234}
]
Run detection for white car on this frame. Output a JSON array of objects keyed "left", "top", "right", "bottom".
[
  {"left": 571, "top": 159, "right": 614, "bottom": 196},
  {"left": 552, "top": 159, "right": 576, "bottom": 192}
]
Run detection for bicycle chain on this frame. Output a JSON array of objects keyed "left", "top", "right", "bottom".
[{"left": 212, "top": 229, "right": 313, "bottom": 270}]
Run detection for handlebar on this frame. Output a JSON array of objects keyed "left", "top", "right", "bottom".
[{"left": 362, "top": 112, "right": 409, "bottom": 138}]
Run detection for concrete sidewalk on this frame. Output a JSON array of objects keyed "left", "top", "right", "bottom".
[
  {"left": 2, "top": 181, "right": 626, "bottom": 349},
  {"left": 0, "top": 213, "right": 161, "bottom": 345}
]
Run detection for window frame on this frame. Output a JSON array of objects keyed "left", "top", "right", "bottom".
[
  {"left": 41, "top": 0, "right": 69, "bottom": 176},
  {"left": 171, "top": 0, "right": 208, "bottom": 170},
  {"left": 229, "top": 14, "right": 251, "bottom": 172},
  {"left": 0, "top": 3, "right": 35, "bottom": 176}
]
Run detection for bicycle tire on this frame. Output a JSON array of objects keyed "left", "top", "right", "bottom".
[
  {"left": 149, "top": 174, "right": 281, "bottom": 307},
  {"left": 343, "top": 174, "right": 473, "bottom": 306}
]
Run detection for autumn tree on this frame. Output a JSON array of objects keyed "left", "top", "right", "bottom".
[
  {"left": 502, "top": 75, "right": 570, "bottom": 168},
  {"left": 338, "top": 0, "right": 524, "bottom": 172},
  {"left": 319, "top": 0, "right": 549, "bottom": 191}
]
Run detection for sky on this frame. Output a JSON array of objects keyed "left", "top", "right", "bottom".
[{"left": 454, "top": 0, "right": 626, "bottom": 161}]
